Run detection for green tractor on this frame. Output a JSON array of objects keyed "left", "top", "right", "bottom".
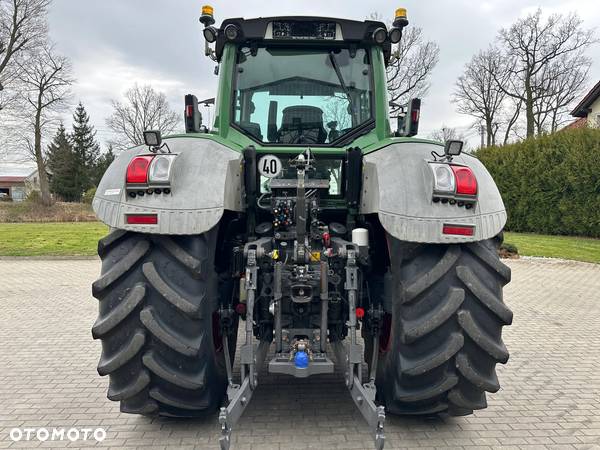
[{"left": 91, "top": 6, "right": 512, "bottom": 449}]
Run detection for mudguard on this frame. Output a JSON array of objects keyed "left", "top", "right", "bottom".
[
  {"left": 360, "top": 142, "right": 506, "bottom": 243},
  {"left": 93, "top": 137, "right": 243, "bottom": 234}
]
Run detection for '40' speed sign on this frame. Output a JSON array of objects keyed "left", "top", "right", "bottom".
[{"left": 258, "top": 155, "right": 282, "bottom": 178}]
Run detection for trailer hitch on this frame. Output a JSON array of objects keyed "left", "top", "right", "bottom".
[{"left": 220, "top": 240, "right": 385, "bottom": 449}]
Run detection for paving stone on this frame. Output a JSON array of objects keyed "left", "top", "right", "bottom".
[{"left": 0, "top": 257, "right": 599, "bottom": 449}]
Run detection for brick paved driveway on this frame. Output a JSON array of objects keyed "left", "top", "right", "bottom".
[{"left": 0, "top": 257, "right": 599, "bottom": 450}]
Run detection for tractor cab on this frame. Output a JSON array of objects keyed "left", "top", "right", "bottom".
[{"left": 193, "top": 8, "right": 413, "bottom": 147}]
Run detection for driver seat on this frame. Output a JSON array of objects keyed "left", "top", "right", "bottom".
[{"left": 278, "top": 106, "right": 327, "bottom": 144}]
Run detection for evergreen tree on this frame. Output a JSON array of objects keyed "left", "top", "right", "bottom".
[
  {"left": 46, "top": 124, "right": 80, "bottom": 201},
  {"left": 71, "top": 102, "right": 100, "bottom": 196},
  {"left": 93, "top": 144, "right": 116, "bottom": 186}
]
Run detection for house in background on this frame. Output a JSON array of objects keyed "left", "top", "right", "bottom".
[
  {"left": 570, "top": 80, "right": 600, "bottom": 128},
  {"left": 0, "top": 165, "right": 40, "bottom": 202}
]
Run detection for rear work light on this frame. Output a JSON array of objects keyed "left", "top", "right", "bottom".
[
  {"left": 126, "top": 155, "right": 154, "bottom": 184},
  {"left": 126, "top": 214, "right": 158, "bottom": 225}
]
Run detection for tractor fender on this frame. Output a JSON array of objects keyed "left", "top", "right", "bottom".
[
  {"left": 360, "top": 142, "right": 507, "bottom": 243},
  {"left": 93, "top": 137, "right": 243, "bottom": 235}
]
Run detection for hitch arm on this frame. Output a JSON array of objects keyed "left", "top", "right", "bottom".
[
  {"left": 218, "top": 248, "right": 270, "bottom": 450},
  {"left": 350, "top": 374, "right": 386, "bottom": 450},
  {"left": 332, "top": 246, "right": 386, "bottom": 449},
  {"left": 332, "top": 339, "right": 386, "bottom": 450},
  {"left": 218, "top": 340, "right": 270, "bottom": 450}
]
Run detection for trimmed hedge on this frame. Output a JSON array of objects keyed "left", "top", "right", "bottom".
[{"left": 475, "top": 128, "right": 600, "bottom": 238}]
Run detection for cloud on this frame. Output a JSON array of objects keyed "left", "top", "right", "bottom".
[
  {"left": 64, "top": 46, "right": 189, "bottom": 143},
  {"left": 42, "top": 0, "right": 600, "bottom": 149}
]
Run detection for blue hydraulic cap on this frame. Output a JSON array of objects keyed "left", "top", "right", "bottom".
[{"left": 294, "top": 350, "right": 309, "bottom": 369}]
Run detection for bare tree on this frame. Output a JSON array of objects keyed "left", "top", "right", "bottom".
[
  {"left": 387, "top": 26, "right": 440, "bottom": 109},
  {"left": 500, "top": 98, "right": 523, "bottom": 145},
  {"left": 428, "top": 126, "right": 466, "bottom": 143},
  {"left": 532, "top": 52, "right": 590, "bottom": 133},
  {"left": 370, "top": 13, "right": 439, "bottom": 110},
  {"left": 106, "top": 84, "right": 180, "bottom": 150},
  {"left": 453, "top": 47, "right": 509, "bottom": 147},
  {"left": 0, "top": 0, "right": 50, "bottom": 109},
  {"left": 494, "top": 9, "right": 596, "bottom": 138},
  {"left": 17, "top": 43, "right": 73, "bottom": 205}
]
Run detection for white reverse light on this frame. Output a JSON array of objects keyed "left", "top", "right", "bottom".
[
  {"left": 430, "top": 163, "right": 455, "bottom": 193},
  {"left": 148, "top": 154, "right": 177, "bottom": 184}
]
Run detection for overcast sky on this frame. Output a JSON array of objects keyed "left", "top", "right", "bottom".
[{"left": 46, "top": 0, "right": 600, "bottom": 149}]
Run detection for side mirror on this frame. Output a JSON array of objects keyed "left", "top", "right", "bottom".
[
  {"left": 395, "top": 98, "right": 421, "bottom": 137},
  {"left": 396, "top": 114, "right": 406, "bottom": 136},
  {"left": 404, "top": 98, "right": 421, "bottom": 137},
  {"left": 184, "top": 94, "right": 203, "bottom": 133}
]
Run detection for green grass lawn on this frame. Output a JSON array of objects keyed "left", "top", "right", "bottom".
[
  {"left": 0, "top": 222, "right": 598, "bottom": 263},
  {"left": 0, "top": 222, "right": 108, "bottom": 257},
  {"left": 504, "top": 232, "right": 600, "bottom": 264}
]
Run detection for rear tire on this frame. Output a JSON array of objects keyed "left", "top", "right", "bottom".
[
  {"left": 92, "top": 229, "right": 233, "bottom": 417},
  {"left": 376, "top": 235, "right": 512, "bottom": 416}
]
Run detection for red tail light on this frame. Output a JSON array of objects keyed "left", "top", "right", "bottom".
[
  {"left": 443, "top": 224, "right": 474, "bottom": 236},
  {"left": 126, "top": 156, "right": 154, "bottom": 184},
  {"left": 451, "top": 166, "right": 477, "bottom": 196},
  {"left": 126, "top": 214, "right": 158, "bottom": 225}
]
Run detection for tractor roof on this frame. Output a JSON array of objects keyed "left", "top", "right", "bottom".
[{"left": 214, "top": 16, "right": 391, "bottom": 64}]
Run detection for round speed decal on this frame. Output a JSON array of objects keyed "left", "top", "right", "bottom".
[{"left": 258, "top": 155, "right": 282, "bottom": 178}]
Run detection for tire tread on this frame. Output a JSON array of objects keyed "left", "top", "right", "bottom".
[
  {"left": 92, "top": 230, "right": 227, "bottom": 417},
  {"left": 379, "top": 236, "right": 511, "bottom": 415}
]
